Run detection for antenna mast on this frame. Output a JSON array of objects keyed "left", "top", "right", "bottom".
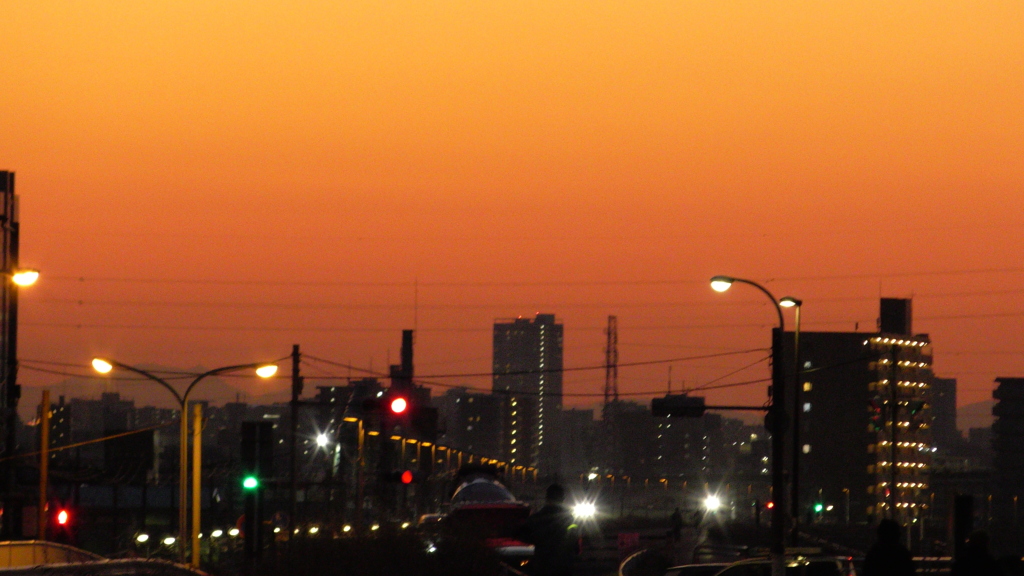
[{"left": 603, "top": 315, "right": 619, "bottom": 415}]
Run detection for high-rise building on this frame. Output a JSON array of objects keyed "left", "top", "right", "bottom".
[
  {"left": 434, "top": 387, "right": 502, "bottom": 459},
  {"left": 493, "top": 314, "right": 563, "bottom": 471},
  {"left": 991, "top": 377, "right": 1024, "bottom": 553},
  {"left": 792, "top": 298, "right": 933, "bottom": 525},
  {"left": 930, "top": 376, "right": 960, "bottom": 453}
]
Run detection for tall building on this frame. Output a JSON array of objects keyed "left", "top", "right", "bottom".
[
  {"left": 930, "top": 376, "right": 960, "bottom": 453},
  {"left": 493, "top": 314, "right": 563, "bottom": 471},
  {"left": 792, "top": 298, "right": 933, "bottom": 525},
  {"left": 991, "top": 377, "right": 1024, "bottom": 553},
  {"left": 434, "top": 387, "right": 502, "bottom": 460}
]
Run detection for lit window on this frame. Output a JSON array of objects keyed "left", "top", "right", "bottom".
[
  {"left": 802, "top": 444, "right": 811, "bottom": 454},
  {"left": 803, "top": 382, "right": 812, "bottom": 392},
  {"left": 803, "top": 403, "right": 811, "bottom": 412}
]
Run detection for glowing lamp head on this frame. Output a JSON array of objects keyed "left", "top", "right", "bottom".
[
  {"left": 255, "top": 364, "right": 278, "bottom": 378},
  {"left": 136, "top": 533, "right": 150, "bottom": 543},
  {"left": 92, "top": 358, "right": 113, "bottom": 374},
  {"left": 779, "top": 296, "right": 802, "bottom": 308},
  {"left": 57, "top": 509, "right": 69, "bottom": 525},
  {"left": 11, "top": 269, "right": 39, "bottom": 286},
  {"left": 163, "top": 537, "right": 176, "bottom": 546},
  {"left": 390, "top": 397, "right": 408, "bottom": 414},
  {"left": 316, "top": 433, "right": 329, "bottom": 447},
  {"left": 704, "top": 495, "right": 722, "bottom": 512},
  {"left": 710, "top": 276, "right": 734, "bottom": 293}
]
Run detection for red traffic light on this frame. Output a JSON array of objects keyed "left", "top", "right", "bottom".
[
  {"left": 57, "top": 509, "right": 69, "bottom": 525},
  {"left": 401, "top": 470, "right": 414, "bottom": 484},
  {"left": 390, "top": 397, "right": 408, "bottom": 414},
  {"left": 765, "top": 501, "right": 775, "bottom": 509}
]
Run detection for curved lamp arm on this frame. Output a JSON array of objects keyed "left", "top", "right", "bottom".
[
  {"left": 713, "top": 276, "right": 785, "bottom": 331},
  {"left": 183, "top": 363, "right": 270, "bottom": 402},
  {"left": 97, "top": 359, "right": 184, "bottom": 406}
]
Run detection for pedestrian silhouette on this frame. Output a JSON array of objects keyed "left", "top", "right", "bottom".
[
  {"left": 862, "top": 519, "right": 914, "bottom": 576},
  {"left": 670, "top": 507, "right": 684, "bottom": 541},
  {"left": 952, "top": 530, "right": 1002, "bottom": 576},
  {"left": 519, "top": 484, "right": 580, "bottom": 576}
]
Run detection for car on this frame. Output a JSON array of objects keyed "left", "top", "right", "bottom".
[
  {"left": 711, "top": 556, "right": 857, "bottom": 576},
  {"left": 664, "top": 563, "right": 732, "bottom": 576}
]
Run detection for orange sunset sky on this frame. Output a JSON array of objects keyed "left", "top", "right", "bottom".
[{"left": 2, "top": 2, "right": 1022, "bottom": 422}]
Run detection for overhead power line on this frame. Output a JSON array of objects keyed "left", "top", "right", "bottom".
[
  {"left": 302, "top": 348, "right": 767, "bottom": 380},
  {"left": 0, "top": 423, "right": 176, "bottom": 463},
  {"left": 41, "top": 266, "right": 1024, "bottom": 288}
]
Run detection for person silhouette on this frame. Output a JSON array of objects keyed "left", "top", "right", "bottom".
[
  {"left": 862, "top": 519, "right": 914, "bottom": 576},
  {"left": 519, "top": 484, "right": 580, "bottom": 576},
  {"left": 953, "top": 530, "right": 1002, "bottom": 576}
]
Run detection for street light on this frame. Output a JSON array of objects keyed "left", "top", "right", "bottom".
[
  {"left": 10, "top": 269, "right": 39, "bottom": 287},
  {"left": 1, "top": 262, "right": 39, "bottom": 537},
  {"left": 710, "top": 275, "right": 787, "bottom": 576},
  {"left": 93, "top": 357, "right": 278, "bottom": 566},
  {"left": 779, "top": 296, "right": 803, "bottom": 546}
]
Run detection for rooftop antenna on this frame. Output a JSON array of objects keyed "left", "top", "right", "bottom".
[{"left": 603, "top": 315, "right": 619, "bottom": 419}]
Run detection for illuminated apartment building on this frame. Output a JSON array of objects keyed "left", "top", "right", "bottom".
[
  {"left": 793, "top": 298, "right": 932, "bottom": 525},
  {"left": 493, "top": 314, "right": 563, "bottom": 472}
]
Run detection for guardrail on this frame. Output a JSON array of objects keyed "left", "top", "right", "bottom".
[
  {"left": 0, "top": 541, "right": 101, "bottom": 568},
  {"left": 0, "top": 558, "right": 207, "bottom": 576}
]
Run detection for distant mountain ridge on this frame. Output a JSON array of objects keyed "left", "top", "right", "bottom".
[{"left": 959, "top": 400, "right": 994, "bottom": 432}]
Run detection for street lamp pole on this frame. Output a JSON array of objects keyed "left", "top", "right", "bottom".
[
  {"left": 711, "top": 276, "right": 787, "bottom": 576},
  {"left": 93, "top": 358, "right": 278, "bottom": 566},
  {"left": 780, "top": 296, "right": 802, "bottom": 546}
]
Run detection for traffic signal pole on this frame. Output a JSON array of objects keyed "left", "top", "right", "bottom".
[{"left": 289, "top": 345, "right": 301, "bottom": 537}]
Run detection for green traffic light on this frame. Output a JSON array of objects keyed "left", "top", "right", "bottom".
[
  {"left": 814, "top": 503, "right": 824, "bottom": 513},
  {"left": 243, "top": 476, "right": 259, "bottom": 489}
]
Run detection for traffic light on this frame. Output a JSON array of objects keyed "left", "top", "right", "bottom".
[
  {"left": 765, "top": 501, "right": 775, "bottom": 509},
  {"left": 240, "top": 422, "right": 272, "bottom": 561},
  {"left": 813, "top": 503, "right": 824, "bottom": 513},
  {"left": 869, "top": 397, "right": 885, "bottom": 432},
  {"left": 390, "top": 396, "right": 408, "bottom": 415},
  {"left": 385, "top": 469, "right": 423, "bottom": 484},
  {"left": 48, "top": 503, "right": 75, "bottom": 543},
  {"left": 652, "top": 394, "right": 706, "bottom": 418},
  {"left": 241, "top": 422, "right": 274, "bottom": 482}
]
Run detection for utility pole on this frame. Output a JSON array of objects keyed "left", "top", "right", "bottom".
[
  {"left": 289, "top": 345, "right": 302, "bottom": 537},
  {"left": 1, "top": 172, "right": 21, "bottom": 539},
  {"left": 37, "top": 390, "right": 49, "bottom": 540},
  {"left": 769, "top": 327, "right": 788, "bottom": 576}
]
